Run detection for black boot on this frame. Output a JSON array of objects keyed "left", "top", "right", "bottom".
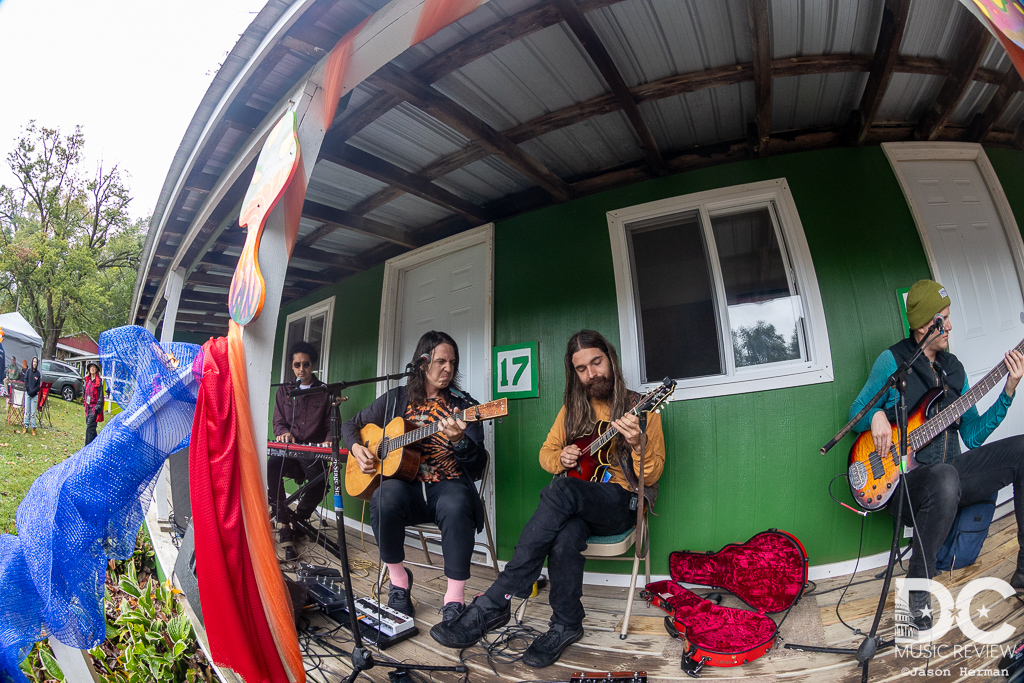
[
  {"left": 909, "top": 590, "right": 932, "bottom": 631},
  {"left": 429, "top": 595, "right": 510, "bottom": 648},
  {"left": 523, "top": 622, "right": 585, "bottom": 668},
  {"left": 387, "top": 567, "right": 415, "bottom": 617}
]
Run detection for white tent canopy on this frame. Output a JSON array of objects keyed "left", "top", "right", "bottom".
[{"left": 0, "top": 312, "right": 43, "bottom": 370}]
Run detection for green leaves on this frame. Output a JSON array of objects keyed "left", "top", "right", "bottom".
[{"left": 37, "top": 646, "right": 63, "bottom": 681}]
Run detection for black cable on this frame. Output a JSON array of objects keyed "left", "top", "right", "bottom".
[{"left": 834, "top": 513, "right": 868, "bottom": 634}]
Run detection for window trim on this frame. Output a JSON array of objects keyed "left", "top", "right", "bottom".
[
  {"left": 279, "top": 296, "right": 335, "bottom": 384},
  {"left": 608, "top": 178, "right": 833, "bottom": 400}
]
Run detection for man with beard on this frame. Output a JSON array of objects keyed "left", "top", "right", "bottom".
[{"left": 430, "top": 330, "right": 665, "bottom": 668}]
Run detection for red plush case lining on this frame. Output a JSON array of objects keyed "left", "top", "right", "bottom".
[{"left": 669, "top": 530, "right": 807, "bottom": 613}]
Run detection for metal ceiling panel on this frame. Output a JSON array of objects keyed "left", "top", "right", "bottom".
[
  {"left": 773, "top": 72, "right": 868, "bottom": 131},
  {"left": 770, "top": 0, "right": 881, "bottom": 59},
  {"left": 315, "top": 228, "right": 387, "bottom": 253},
  {"left": 585, "top": 0, "right": 751, "bottom": 86},
  {"left": 950, "top": 81, "right": 998, "bottom": 126},
  {"left": 434, "top": 156, "right": 534, "bottom": 205},
  {"left": 315, "top": 0, "right": 391, "bottom": 38},
  {"left": 900, "top": 0, "right": 973, "bottom": 60},
  {"left": 351, "top": 102, "right": 472, "bottom": 171},
  {"left": 307, "top": 160, "right": 390, "bottom": 211},
  {"left": 640, "top": 82, "right": 752, "bottom": 151},
  {"left": 365, "top": 192, "right": 458, "bottom": 229},
  {"left": 997, "top": 92, "right": 1024, "bottom": 130},
  {"left": 876, "top": 73, "right": 944, "bottom": 123},
  {"left": 432, "top": 22, "right": 608, "bottom": 131},
  {"left": 518, "top": 110, "right": 643, "bottom": 178}
]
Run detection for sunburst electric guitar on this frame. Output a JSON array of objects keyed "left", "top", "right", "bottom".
[
  {"left": 345, "top": 398, "right": 508, "bottom": 501},
  {"left": 565, "top": 378, "right": 676, "bottom": 483},
  {"left": 848, "top": 337, "right": 1024, "bottom": 510}
]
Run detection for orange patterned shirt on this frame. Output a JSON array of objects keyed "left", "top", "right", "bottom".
[{"left": 406, "top": 395, "right": 462, "bottom": 482}]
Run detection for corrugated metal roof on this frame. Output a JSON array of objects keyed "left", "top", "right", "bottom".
[
  {"left": 901, "top": 0, "right": 973, "bottom": 60},
  {"left": 770, "top": 0, "right": 881, "bottom": 58}
]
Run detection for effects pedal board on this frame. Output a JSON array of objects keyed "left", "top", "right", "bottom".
[
  {"left": 570, "top": 673, "right": 647, "bottom": 683},
  {"left": 327, "top": 596, "right": 418, "bottom": 649}
]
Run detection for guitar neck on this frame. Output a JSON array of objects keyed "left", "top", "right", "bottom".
[
  {"left": 908, "top": 338, "right": 1024, "bottom": 450},
  {"left": 386, "top": 408, "right": 468, "bottom": 452},
  {"left": 587, "top": 403, "right": 644, "bottom": 455}
]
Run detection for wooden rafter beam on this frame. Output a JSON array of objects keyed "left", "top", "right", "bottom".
[
  {"left": 747, "top": 0, "right": 772, "bottom": 157},
  {"left": 319, "top": 139, "right": 490, "bottom": 223},
  {"left": 300, "top": 199, "right": 423, "bottom": 249},
  {"left": 965, "top": 68, "right": 1022, "bottom": 142},
  {"left": 916, "top": 18, "right": 990, "bottom": 141},
  {"left": 552, "top": 0, "right": 666, "bottom": 174},
  {"left": 370, "top": 64, "right": 572, "bottom": 201},
  {"left": 855, "top": 0, "right": 911, "bottom": 145}
]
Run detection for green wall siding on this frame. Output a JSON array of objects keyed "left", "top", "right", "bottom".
[{"left": 272, "top": 145, "right": 1024, "bottom": 572}]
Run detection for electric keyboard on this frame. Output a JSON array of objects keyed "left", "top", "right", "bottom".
[{"left": 267, "top": 441, "right": 348, "bottom": 462}]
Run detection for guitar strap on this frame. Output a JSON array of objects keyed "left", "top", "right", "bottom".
[{"left": 635, "top": 413, "right": 649, "bottom": 559}]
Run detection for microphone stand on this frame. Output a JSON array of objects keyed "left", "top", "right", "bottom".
[
  {"left": 787, "top": 322, "right": 943, "bottom": 681},
  {"left": 290, "top": 370, "right": 467, "bottom": 683}
]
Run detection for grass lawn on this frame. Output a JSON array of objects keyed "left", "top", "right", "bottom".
[{"left": 0, "top": 394, "right": 98, "bottom": 534}]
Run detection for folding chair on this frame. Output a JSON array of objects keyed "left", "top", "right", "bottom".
[
  {"left": 581, "top": 505, "right": 650, "bottom": 639},
  {"left": 408, "top": 459, "right": 500, "bottom": 572},
  {"left": 6, "top": 381, "right": 24, "bottom": 427},
  {"left": 36, "top": 382, "right": 53, "bottom": 429}
]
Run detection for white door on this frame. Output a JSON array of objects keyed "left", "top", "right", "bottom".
[
  {"left": 379, "top": 225, "right": 495, "bottom": 561},
  {"left": 886, "top": 145, "right": 1024, "bottom": 472}
]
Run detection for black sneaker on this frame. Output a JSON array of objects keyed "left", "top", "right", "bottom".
[
  {"left": 388, "top": 567, "right": 415, "bottom": 617},
  {"left": 441, "top": 601, "right": 465, "bottom": 624},
  {"left": 523, "top": 623, "right": 584, "bottom": 668},
  {"left": 429, "top": 596, "right": 511, "bottom": 648}
]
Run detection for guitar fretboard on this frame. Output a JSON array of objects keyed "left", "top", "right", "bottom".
[
  {"left": 376, "top": 407, "right": 472, "bottom": 457},
  {"left": 903, "top": 338, "right": 1024, "bottom": 452}
]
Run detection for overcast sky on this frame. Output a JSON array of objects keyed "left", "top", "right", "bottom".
[{"left": 0, "top": 0, "right": 267, "bottom": 221}]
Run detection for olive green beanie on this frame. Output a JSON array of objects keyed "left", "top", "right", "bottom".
[{"left": 906, "top": 279, "right": 951, "bottom": 330}]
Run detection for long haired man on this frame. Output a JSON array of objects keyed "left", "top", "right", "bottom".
[
  {"left": 431, "top": 330, "right": 665, "bottom": 668},
  {"left": 341, "top": 331, "right": 489, "bottom": 622}
]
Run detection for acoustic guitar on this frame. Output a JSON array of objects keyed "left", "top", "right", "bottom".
[
  {"left": 345, "top": 398, "right": 508, "bottom": 500},
  {"left": 848, "top": 337, "right": 1024, "bottom": 510},
  {"left": 565, "top": 378, "right": 676, "bottom": 482}
]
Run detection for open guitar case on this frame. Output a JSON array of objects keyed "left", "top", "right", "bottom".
[{"left": 641, "top": 529, "right": 808, "bottom": 677}]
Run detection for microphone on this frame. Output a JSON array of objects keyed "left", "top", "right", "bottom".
[
  {"left": 932, "top": 314, "right": 945, "bottom": 334},
  {"left": 405, "top": 353, "right": 431, "bottom": 373}
]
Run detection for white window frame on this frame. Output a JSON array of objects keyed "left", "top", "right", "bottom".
[
  {"left": 608, "top": 178, "right": 833, "bottom": 400},
  {"left": 279, "top": 296, "right": 335, "bottom": 384}
]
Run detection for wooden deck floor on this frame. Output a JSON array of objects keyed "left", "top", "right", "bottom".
[{"left": 158, "top": 510, "right": 1024, "bottom": 683}]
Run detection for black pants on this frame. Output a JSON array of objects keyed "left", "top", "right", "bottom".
[
  {"left": 267, "top": 455, "right": 329, "bottom": 522},
  {"left": 85, "top": 412, "right": 98, "bottom": 445},
  {"left": 484, "top": 476, "right": 635, "bottom": 628},
  {"left": 896, "top": 433, "right": 1024, "bottom": 580},
  {"left": 371, "top": 478, "right": 477, "bottom": 580}
]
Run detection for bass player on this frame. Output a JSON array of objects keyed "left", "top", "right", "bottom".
[
  {"left": 849, "top": 279, "right": 1024, "bottom": 629},
  {"left": 430, "top": 329, "right": 665, "bottom": 669},
  {"left": 341, "top": 330, "right": 488, "bottom": 621}
]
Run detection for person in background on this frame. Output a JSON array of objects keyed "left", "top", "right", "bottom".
[
  {"left": 4, "top": 356, "right": 17, "bottom": 399},
  {"left": 83, "top": 361, "right": 104, "bottom": 445},
  {"left": 22, "top": 357, "right": 41, "bottom": 435}
]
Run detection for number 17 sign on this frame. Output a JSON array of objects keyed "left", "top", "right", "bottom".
[{"left": 493, "top": 342, "right": 539, "bottom": 399}]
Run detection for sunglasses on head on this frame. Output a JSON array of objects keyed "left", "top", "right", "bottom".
[{"left": 292, "top": 361, "right": 312, "bottom": 369}]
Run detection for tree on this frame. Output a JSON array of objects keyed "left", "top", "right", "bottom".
[
  {"left": 0, "top": 122, "right": 144, "bottom": 357},
  {"left": 732, "top": 320, "right": 799, "bottom": 367}
]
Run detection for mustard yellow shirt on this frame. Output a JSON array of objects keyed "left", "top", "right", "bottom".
[{"left": 539, "top": 399, "right": 665, "bottom": 490}]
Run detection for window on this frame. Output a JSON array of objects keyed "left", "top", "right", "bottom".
[
  {"left": 608, "top": 179, "right": 832, "bottom": 399},
  {"left": 280, "top": 297, "right": 335, "bottom": 383}
]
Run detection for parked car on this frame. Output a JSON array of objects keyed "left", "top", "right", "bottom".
[{"left": 40, "top": 359, "right": 84, "bottom": 401}]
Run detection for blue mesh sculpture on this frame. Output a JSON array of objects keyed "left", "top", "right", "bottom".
[{"left": 0, "top": 326, "right": 202, "bottom": 682}]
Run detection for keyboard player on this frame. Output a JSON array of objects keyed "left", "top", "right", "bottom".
[{"left": 270, "top": 341, "right": 333, "bottom": 532}]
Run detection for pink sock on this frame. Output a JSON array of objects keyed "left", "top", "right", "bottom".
[
  {"left": 444, "top": 579, "right": 466, "bottom": 605},
  {"left": 387, "top": 563, "right": 410, "bottom": 589}
]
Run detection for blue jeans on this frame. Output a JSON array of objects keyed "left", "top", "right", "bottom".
[
  {"left": 895, "top": 433, "right": 1024, "bottom": 579},
  {"left": 484, "top": 476, "right": 635, "bottom": 628},
  {"left": 23, "top": 395, "right": 38, "bottom": 429}
]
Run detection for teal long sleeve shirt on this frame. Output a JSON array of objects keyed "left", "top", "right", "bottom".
[{"left": 849, "top": 350, "right": 1013, "bottom": 449}]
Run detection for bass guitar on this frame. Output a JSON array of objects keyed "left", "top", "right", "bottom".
[
  {"left": 848, "top": 337, "right": 1024, "bottom": 510},
  {"left": 566, "top": 378, "right": 676, "bottom": 482},
  {"left": 345, "top": 398, "right": 508, "bottom": 500}
]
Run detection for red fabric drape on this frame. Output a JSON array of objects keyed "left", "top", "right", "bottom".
[{"left": 189, "top": 336, "right": 288, "bottom": 683}]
